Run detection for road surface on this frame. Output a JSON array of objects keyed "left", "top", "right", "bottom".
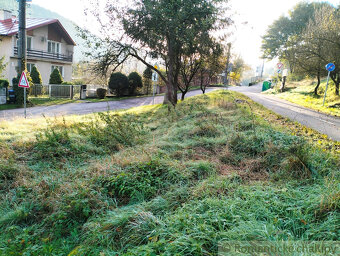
[
  {"left": 228, "top": 83, "right": 340, "bottom": 142},
  {"left": 1, "top": 85, "right": 339, "bottom": 141},
  {"left": 0, "top": 89, "right": 216, "bottom": 121}
]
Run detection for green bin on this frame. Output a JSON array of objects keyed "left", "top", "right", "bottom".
[{"left": 262, "top": 81, "right": 272, "bottom": 91}]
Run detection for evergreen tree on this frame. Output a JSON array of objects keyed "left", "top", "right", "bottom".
[
  {"left": 30, "top": 65, "right": 43, "bottom": 84},
  {"left": 49, "top": 68, "right": 63, "bottom": 84},
  {"left": 12, "top": 75, "right": 24, "bottom": 105}
]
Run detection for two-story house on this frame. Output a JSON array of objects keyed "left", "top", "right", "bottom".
[{"left": 0, "top": 9, "right": 75, "bottom": 85}]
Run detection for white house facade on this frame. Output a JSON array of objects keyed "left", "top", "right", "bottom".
[{"left": 0, "top": 10, "right": 76, "bottom": 84}]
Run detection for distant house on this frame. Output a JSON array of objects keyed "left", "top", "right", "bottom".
[{"left": 0, "top": 9, "right": 75, "bottom": 84}]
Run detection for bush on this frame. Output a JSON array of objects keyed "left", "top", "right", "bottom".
[
  {"left": 108, "top": 72, "right": 129, "bottom": 97},
  {"left": 128, "top": 72, "right": 143, "bottom": 95},
  {"left": 96, "top": 88, "right": 107, "bottom": 99},
  {"left": 61, "top": 81, "right": 73, "bottom": 85},
  {"left": 49, "top": 68, "right": 63, "bottom": 84},
  {"left": 12, "top": 76, "right": 24, "bottom": 104},
  {"left": 30, "top": 66, "right": 42, "bottom": 84},
  {"left": 0, "top": 79, "right": 9, "bottom": 88},
  {"left": 143, "top": 67, "right": 153, "bottom": 94}
]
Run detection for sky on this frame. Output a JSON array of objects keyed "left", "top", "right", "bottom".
[{"left": 32, "top": 0, "right": 340, "bottom": 70}]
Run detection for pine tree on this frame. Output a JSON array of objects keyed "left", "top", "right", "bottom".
[
  {"left": 12, "top": 75, "right": 24, "bottom": 105},
  {"left": 49, "top": 68, "right": 63, "bottom": 84},
  {"left": 30, "top": 65, "right": 42, "bottom": 84}
]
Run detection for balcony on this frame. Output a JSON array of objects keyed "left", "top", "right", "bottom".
[{"left": 14, "top": 47, "right": 73, "bottom": 62}]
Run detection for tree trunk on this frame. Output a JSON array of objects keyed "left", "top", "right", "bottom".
[
  {"left": 330, "top": 73, "right": 340, "bottom": 96},
  {"left": 314, "top": 71, "right": 320, "bottom": 95},
  {"left": 280, "top": 76, "right": 286, "bottom": 92},
  {"left": 181, "top": 92, "right": 185, "bottom": 101},
  {"left": 163, "top": 40, "right": 177, "bottom": 106}
]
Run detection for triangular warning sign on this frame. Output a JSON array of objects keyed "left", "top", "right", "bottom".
[{"left": 18, "top": 71, "right": 30, "bottom": 88}]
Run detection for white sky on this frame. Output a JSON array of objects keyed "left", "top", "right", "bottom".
[{"left": 32, "top": 0, "right": 340, "bottom": 69}]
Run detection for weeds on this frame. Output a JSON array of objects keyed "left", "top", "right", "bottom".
[
  {"left": 0, "top": 90, "right": 339, "bottom": 255},
  {"left": 78, "top": 112, "right": 147, "bottom": 152}
]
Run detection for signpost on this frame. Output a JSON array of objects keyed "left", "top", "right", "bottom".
[
  {"left": 323, "top": 63, "right": 335, "bottom": 106},
  {"left": 18, "top": 71, "right": 30, "bottom": 118},
  {"left": 277, "top": 62, "right": 283, "bottom": 74},
  {"left": 17, "top": 0, "right": 27, "bottom": 118},
  {"left": 152, "top": 64, "right": 159, "bottom": 105}
]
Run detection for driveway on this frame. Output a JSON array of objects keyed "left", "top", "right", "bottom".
[
  {"left": 0, "top": 88, "right": 216, "bottom": 121},
  {"left": 228, "top": 83, "right": 340, "bottom": 142}
]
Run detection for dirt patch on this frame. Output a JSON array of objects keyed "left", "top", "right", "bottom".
[{"left": 219, "top": 160, "right": 269, "bottom": 182}]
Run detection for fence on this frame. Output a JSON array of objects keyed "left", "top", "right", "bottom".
[
  {"left": 29, "top": 84, "right": 109, "bottom": 99},
  {"left": 29, "top": 84, "right": 82, "bottom": 99}
]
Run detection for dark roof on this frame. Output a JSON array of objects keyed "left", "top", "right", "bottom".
[{"left": 0, "top": 18, "right": 76, "bottom": 46}]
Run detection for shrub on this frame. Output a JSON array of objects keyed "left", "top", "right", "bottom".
[
  {"left": 30, "top": 66, "right": 42, "bottom": 84},
  {"left": 61, "top": 81, "right": 73, "bottom": 85},
  {"left": 128, "top": 72, "right": 143, "bottom": 95},
  {"left": 143, "top": 67, "right": 153, "bottom": 94},
  {"left": 96, "top": 88, "right": 107, "bottom": 99},
  {"left": 12, "top": 76, "right": 24, "bottom": 104},
  {"left": 108, "top": 72, "right": 129, "bottom": 97},
  {"left": 0, "top": 79, "right": 9, "bottom": 88},
  {"left": 49, "top": 68, "right": 63, "bottom": 84}
]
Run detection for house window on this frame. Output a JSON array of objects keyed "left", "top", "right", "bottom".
[
  {"left": 27, "top": 36, "right": 32, "bottom": 50},
  {"left": 51, "top": 65, "right": 64, "bottom": 77},
  {"left": 48, "top": 41, "right": 61, "bottom": 54},
  {"left": 27, "top": 63, "right": 35, "bottom": 73},
  {"left": 15, "top": 36, "right": 33, "bottom": 49}
]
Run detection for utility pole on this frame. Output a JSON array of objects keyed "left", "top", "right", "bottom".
[
  {"left": 260, "top": 59, "right": 264, "bottom": 79},
  {"left": 224, "top": 43, "right": 231, "bottom": 87},
  {"left": 18, "top": 0, "right": 27, "bottom": 118}
]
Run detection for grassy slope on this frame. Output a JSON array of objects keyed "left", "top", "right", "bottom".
[
  {"left": 0, "top": 90, "right": 339, "bottom": 255},
  {"left": 265, "top": 79, "right": 340, "bottom": 117}
]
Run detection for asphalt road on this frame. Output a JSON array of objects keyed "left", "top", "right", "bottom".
[
  {"left": 0, "top": 88, "right": 216, "bottom": 121},
  {"left": 1, "top": 85, "right": 339, "bottom": 141},
  {"left": 227, "top": 83, "right": 340, "bottom": 142}
]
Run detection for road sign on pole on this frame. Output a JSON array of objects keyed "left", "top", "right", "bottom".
[
  {"left": 323, "top": 63, "right": 335, "bottom": 106},
  {"left": 277, "top": 62, "right": 283, "bottom": 69},
  {"left": 326, "top": 63, "right": 335, "bottom": 72},
  {"left": 152, "top": 72, "right": 158, "bottom": 105},
  {"left": 18, "top": 71, "right": 29, "bottom": 88},
  {"left": 18, "top": 71, "right": 29, "bottom": 118}
]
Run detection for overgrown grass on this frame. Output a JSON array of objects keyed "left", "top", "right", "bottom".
[
  {"left": 265, "top": 78, "right": 340, "bottom": 116},
  {"left": 0, "top": 90, "right": 339, "bottom": 255}
]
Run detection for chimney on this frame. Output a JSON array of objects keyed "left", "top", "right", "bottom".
[{"left": 0, "top": 10, "right": 12, "bottom": 20}]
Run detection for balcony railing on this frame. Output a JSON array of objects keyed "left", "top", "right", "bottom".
[{"left": 14, "top": 47, "right": 73, "bottom": 62}]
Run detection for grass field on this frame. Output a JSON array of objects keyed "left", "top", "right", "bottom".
[
  {"left": 265, "top": 79, "right": 340, "bottom": 117},
  {"left": 0, "top": 90, "right": 339, "bottom": 255}
]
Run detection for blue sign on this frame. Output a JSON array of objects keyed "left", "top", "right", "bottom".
[{"left": 326, "top": 63, "right": 335, "bottom": 72}]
